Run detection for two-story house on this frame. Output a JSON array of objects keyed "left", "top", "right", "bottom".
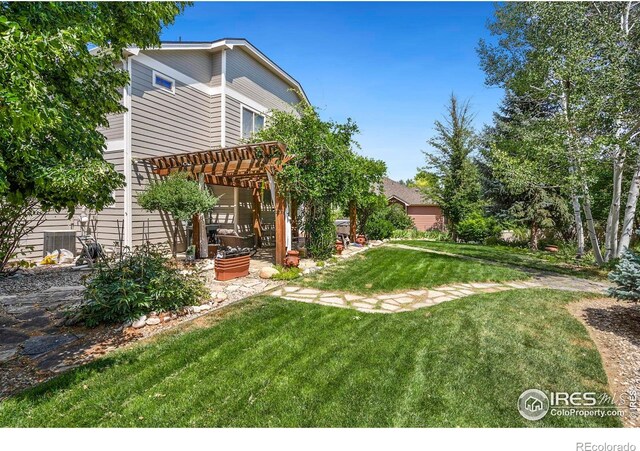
[{"left": 18, "top": 39, "right": 308, "bottom": 264}]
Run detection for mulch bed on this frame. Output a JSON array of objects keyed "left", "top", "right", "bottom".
[{"left": 568, "top": 297, "right": 640, "bottom": 428}]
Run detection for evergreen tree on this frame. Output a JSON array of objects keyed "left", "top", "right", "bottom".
[{"left": 423, "top": 94, "right": 481, "bottom": 240}]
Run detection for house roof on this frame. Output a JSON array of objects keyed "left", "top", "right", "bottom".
[
  {"left": 124, "top": 38, "right": 310, "bottom": 104},
  {"left": 381, "top": 177, "right": 436, "bottom": 206}
]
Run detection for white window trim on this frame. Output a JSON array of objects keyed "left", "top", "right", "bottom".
[
  {"left": 152, "top": 70, "right": 175, "bottom": 94},
  {"left": 240, "top": 104, "right": 266, "bottom": 140},
  {"left": 105, "top": 139, "right": 124, "bottom": 152}
]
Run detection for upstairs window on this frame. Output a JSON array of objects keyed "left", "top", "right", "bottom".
[
  {"left": 242, "top": 107, "right": 265, "bottom": 139},
  {"left": 152, "top": 71, "right": 175, "bottom": 94}
]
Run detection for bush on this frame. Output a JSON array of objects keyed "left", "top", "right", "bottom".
[
  {"left": 272, "top": 265, "right": 303, "bottom": 281},
  {"left": 80, "top": 243, "right": 209, "bottom": 326},
  {"left": 391, "top": 229, "right": 450, "bottom": 241},
  {"left": 608, "top": 250, "right": 640, "bottom": 301},
  {"left": 457, "top": 213, "right": 500, "bottom": 243},
  {"left": 364, "top": 204, "right": 414, "bottom": 240}
]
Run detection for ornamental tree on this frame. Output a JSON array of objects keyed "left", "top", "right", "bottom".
[
  {"left": 137, "top": 173, "right": 218, "bottom": 257},
  {"left": 0, "top": 2, "right": 189, "bottom": 271},
  {"left": 253, "top": 102, "right": 386, "bottom": 259}
]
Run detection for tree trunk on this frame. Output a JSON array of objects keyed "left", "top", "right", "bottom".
[
  {"left": 529, "top": 221, "right": 539, "bottom": 251},
  {"left": 617, "top": 156, "right": 640, "bottom": 257},
  {"left": 172, "top": 219, "right": 179, "bottom": 258},
  {"left": 571, "top": 193, "right": 585, "bottom": 257},
  {"left": 582, "top": 184, "right": 604, "bottom": 265},
  {"left": 604, "top": 154, "right": 624, "bottom": 261}
]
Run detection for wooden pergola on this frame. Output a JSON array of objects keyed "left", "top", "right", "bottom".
[{"left": 138, "top": 141, "right": 293, "bottom": 265}]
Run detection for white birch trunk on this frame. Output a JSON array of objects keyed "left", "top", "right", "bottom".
[
  {"left": 571, "top": 193, "right": 585, "bottom": 257},
  {"left": 582, "top": 183, "right": 604, "bottom": 265},
  {"left": 604, "top": 146, "right": 625, "bottom": 261},
  {"left": 617, "top": 156, "right": 640, "bottom": 257}
]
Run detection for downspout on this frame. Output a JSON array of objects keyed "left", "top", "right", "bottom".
[{"left": 123, "top": 55, "right": 133, "bottom": 249}]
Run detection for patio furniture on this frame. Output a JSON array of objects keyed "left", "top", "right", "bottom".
[{"left": 216, "top": 228, "right": 256, "bottom": 249}]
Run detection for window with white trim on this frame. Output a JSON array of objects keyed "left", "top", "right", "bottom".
[
  {"left": 242, "top": 107, "right": 265, "bottom": 139},
  {"left": 152, "top": 71, "right": 175, "bottom": 94}
]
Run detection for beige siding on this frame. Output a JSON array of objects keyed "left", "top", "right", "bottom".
[
  {"left": 225, "top": 96, "right": 242, "bottom": 146},
  {"left": 98, "top": 113, "right": 124, "bottom": 141},
  {"left": 208, "top": 186, "right": 235, "bottom": 226},
  {"left": 16, "top": 152, "right": 125, "bottom": 260},
  {"left": 130, "top": 60, "right": 212, "bottom": 251},
  {"left": 211, "top": 51, "right": 222, "bottom": 87},
  {"left": 226, "top": 48, "right": 300, "bottom": 112},
  {"left": 144, "top": 50, "right": 212, "bottom": 84},
  {"left": 212, "top": 94, "right": 222, "bottom": 146}
]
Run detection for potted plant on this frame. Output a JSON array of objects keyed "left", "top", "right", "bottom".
[
  {"left": 284, "top": 250, "right": 300, "bottom": 268},
  {"left": 356, "top": 234, "right": 367, "bottom": 245},
  {"left": 335, "top": 240, "right": 344, "bottom": 255}
]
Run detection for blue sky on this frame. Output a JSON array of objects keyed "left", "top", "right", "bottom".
[{"left": 161, "top": 1, "right": 504, "bottom": 181}]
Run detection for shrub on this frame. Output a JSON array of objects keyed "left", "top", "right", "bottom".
[
  {"left": 364, "top": 204, "right": 414, "bottom": 240},
  {"left": 391, "top": 229, "right": 450, "bottom": 241},
  {"left": 272, "top": 265, "right": 303, "bottom": 281},
  {"left": 608, "top": 250, "right": 640, "bottom": 301},
  {"left": 79, "top": 243, "right": 209, "bottom": 326},
  {"left": 457, "top": 213, "right": 500, "bottom": 243}
]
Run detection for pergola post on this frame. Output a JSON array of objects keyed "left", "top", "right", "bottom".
[
  {"left": 275, "top": 188, "right": 286, "bottom": 266},
  {"left": 252, "top": 188, "right": 263, "bottom": 248},
  {"left": 291, "top": 199, "right": 298, "bottom": 241},
  {"left": 349, "top": 200, "right": 357, "bottom": 242},
  {"left": 192, "top": 173, "right": 208, "bottom": 259}
]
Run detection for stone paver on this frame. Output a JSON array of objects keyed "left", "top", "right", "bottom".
[{"left": 273, "top": 243, "right": 611, "bottom": 314}]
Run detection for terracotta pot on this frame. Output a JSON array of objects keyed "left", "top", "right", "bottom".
[
  {"left": 356, "top": 235, "right": 366, "bottom": 245},
  {"left": 335, "top": 240, "right": 344, "bottom": 255},
  {"left": 215, "top": 255, "right": 250, "bottom": 281},
  {"left": 544, "top": 245, "right": 559, "bottom": 253},
  {"left": 284, "top": 250, "right": 300, "bottom": 268}
]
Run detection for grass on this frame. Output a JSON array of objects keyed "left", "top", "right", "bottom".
[
  {"left": 398, "top": 240, "right": 608, "bottom": 279},
  {"left": 0, "top": 289, "right": 620, "bottom": 427},
  {"left": 297, "top": 247, "right": 528, "bottom": 294}
]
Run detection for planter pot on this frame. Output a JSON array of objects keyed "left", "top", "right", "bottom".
[
  {"left": 544, "top": 245, "right": 559, "bottom": 253},
  {"left": 284, "top": 250, "right": 300, "bottom": 268},
  {"left": 355, "top": 235, "right": 366, "bottom": 245},
  {"left": 335, "top": 241, "right": 344, "bottom": 255},
  {"left": 215, "top": 255, "right": 250, "bottom": 281}
]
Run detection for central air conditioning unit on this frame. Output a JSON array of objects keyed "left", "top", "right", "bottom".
[{"left": 43, "top": 230, "right": 77, "bottom": 256}]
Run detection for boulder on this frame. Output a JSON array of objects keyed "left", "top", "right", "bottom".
[
  {"left": 145, "top": 317, "right": 161, "bottom": 326},
  {"left": 259, "top": 267, "right": 280, "bottom": 279},
  {"left": 216, "top": 292, "right": 228, "bottom": 301},
  {"left": 132, "top": 316, "right": 147, "bottom": 329}
]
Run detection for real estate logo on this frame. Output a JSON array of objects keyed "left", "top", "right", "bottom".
[{"left": 518, "top": 389, "right": 550, "bottom": 421}]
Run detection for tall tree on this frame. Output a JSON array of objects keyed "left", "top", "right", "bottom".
[
  {"left": 478, "top": 1, "right": 640, "bottom": 263},
  {"left": 0, "top": 2, "right": 189, "bottom": 270},
  {"left": 423, "top": 94, "right": 481, "bottom": 240}
]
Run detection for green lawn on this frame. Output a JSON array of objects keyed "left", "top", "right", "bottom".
[
  {"left": 298, "top": 247, "right": 528, "bottom": 294},
  {"left": 399, "top": 240, "right": 607, "bottom": 279},
  {"left": 0, "top": 290, "right": 620, "bottom": 427}
]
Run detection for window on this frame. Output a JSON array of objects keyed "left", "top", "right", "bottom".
[
  {"left": 241, "top": 107, "right": 265, "bottom": 139},
  {"left": 152, "top": 71, "right": 175, "bottom": 94}
]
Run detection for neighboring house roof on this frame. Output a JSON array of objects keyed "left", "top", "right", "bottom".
[
  {"left": 381, "top": 177, "right": 437, "bottom": 206},
  {"left": 123, "top": 38, "right": 309, "bottom": 104}
]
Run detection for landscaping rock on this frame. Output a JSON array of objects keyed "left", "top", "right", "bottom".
[
  {"left": 132, "top": 317, "right": 147, "bottom": 329},
  {"left": 0, "top": 328, "right": 30, "bottom": 345},
  {"left": 0, "top": 347, "right": 18, "bottom": 362},
  {"left": 216, "top": 292, "right": 228, "bottom": 301},
  {"left": 259, "top": 267, "right": 280, "bottom": 279},
  {"left": 21, "top": 334, "right": 77, "bottom": 357},
  {"left": 145, "top": 317, "right": 161, "bottom": 326},
  {"left": 199, "top": 304, "right": 211, "bottom": 311}
]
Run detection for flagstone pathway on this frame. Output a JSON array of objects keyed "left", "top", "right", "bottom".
[{"left": 269, "top": 242, "right": 613, "bottom": 314}]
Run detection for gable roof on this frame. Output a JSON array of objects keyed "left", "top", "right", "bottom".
[
  {"left": 382, "top": 177, "right": 436, "bottom": 206},
  {"left": 125, "top": 38, "right": 309, "bottom": 104}
]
